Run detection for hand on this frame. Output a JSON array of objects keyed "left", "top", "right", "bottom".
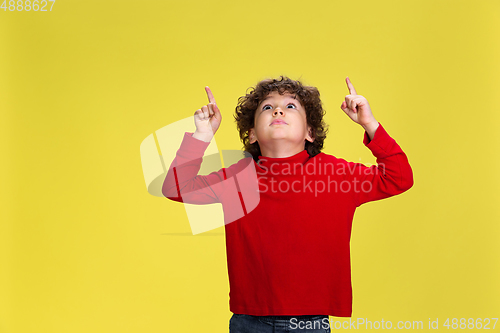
[
  {"left": 340, "top": 77, "right": 377, "bottom": 128},
  {"left": 193, "top": 86, "right": 222, "bottom": 142}
]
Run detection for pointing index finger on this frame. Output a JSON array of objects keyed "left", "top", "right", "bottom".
[
  {"left": 205, "top": 86, "right": 216, "bottom": 104},
  {"left": 346, "top": 77, "right": 357, "bottom": 95}
]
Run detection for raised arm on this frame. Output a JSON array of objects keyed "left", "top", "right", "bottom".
[
  {"left": 339, "top": 77, "right": 413, "bottom": 206},
  {"left": 347, "top": 124, "right": 413, "bottom": 207},
  {"left": 162, "top": 87, "right": 225, "bottom": 204}
]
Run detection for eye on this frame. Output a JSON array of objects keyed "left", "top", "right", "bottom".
[
  {"left": 262, "top": 105, "right": 272, "bottom": 111},
  {"left": 287, "top": 103, "right": 297, "bottom": 109}
]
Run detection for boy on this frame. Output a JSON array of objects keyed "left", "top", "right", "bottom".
[{"left": 162, "top": 76, "right": 413, "bottom": 332}]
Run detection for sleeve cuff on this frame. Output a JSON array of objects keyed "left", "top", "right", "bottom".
[
  {"left": 176, "top": 132, "right": 211, "bottom": 158},
  {"left": 363, "top": 123, "right": 397, "bottom": 158}
]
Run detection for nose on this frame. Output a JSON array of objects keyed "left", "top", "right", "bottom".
[{"left": 273, "top": 108, "right": 284, "bottom": 116}]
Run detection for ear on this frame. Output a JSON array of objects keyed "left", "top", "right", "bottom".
[
  {"left": 249, "top": 128, "right": 257, "bottom": 144},
  {"left": 305, "top": 126, "right": 315, "bottom": 143}
]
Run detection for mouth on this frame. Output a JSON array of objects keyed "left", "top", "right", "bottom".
[{"left": 270, "top": 120, "right": 287, "bottom": 125}]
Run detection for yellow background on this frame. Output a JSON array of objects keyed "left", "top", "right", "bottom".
[{"left": 1, "top": 0, "right": 499, "bottom": 332}]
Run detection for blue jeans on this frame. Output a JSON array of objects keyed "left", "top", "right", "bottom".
[{"left": 229, "top": 314, "right": 331, "bottom": 333}]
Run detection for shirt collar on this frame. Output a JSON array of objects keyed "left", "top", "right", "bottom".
[{"left": 256, "top": 149, "right": 310, "bottom": 173}]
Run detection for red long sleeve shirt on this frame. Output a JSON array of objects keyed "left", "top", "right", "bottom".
[{"left": 163, "top": 123, "right": 413, "bottom": 317}]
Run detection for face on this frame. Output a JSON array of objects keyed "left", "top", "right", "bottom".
[{"left": 249, "top": 91, "right": 314, "bottom": 146}]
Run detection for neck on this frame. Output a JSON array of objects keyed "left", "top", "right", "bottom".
[{"left": 259, "top": 142, "right": 306, "bottom": 158}]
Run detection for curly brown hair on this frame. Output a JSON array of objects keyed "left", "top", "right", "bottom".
[{"left": 233, "top": 75, "right": 329, "bottom": 162}]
